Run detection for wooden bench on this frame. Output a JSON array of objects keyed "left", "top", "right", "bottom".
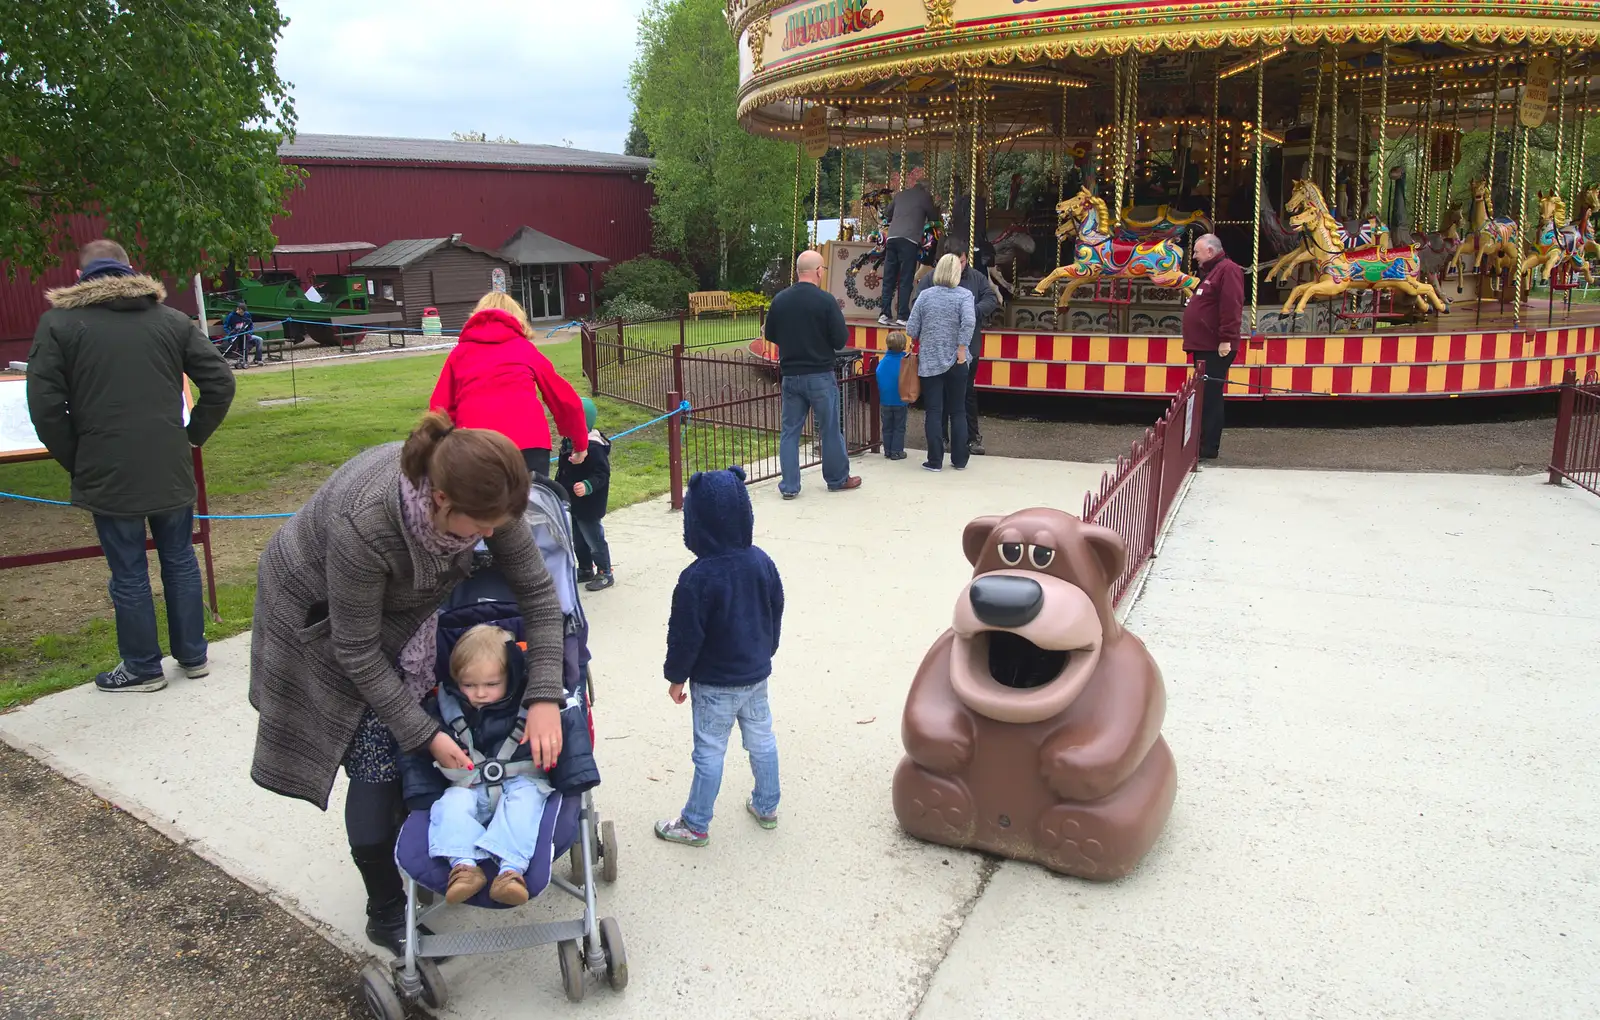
[{"left": 688, "top": 291, "right": 735, "bottom": 319}]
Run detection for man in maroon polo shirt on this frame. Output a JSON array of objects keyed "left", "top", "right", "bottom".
[{"left": 1181, "top": 233, "right": 1245, "bottom": 460}]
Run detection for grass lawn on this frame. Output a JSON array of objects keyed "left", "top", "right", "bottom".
[
  {"left": 0, "top": 338, "right": 674, "bottom": 709},
  {"left": 615, "top": 312, "right": 765, "bottom": 350}
]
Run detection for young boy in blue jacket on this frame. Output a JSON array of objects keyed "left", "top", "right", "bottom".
[
  {"left": 876, "top": 331, "right": 909, "bottom": 460},
  {"left": 655, "top": 466, "right": 785, "bottom": 847}
]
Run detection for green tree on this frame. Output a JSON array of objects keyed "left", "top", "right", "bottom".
[
  {"left": 1, "top": 1, "right": 301, "bottom": 281},
  {"left": 629, "top": 0, "right": 801, "bottom": 288},
  {"left": 623, "top": 114, "right": 653, "bottom": 159},
  {"left": 452, "top": 130, "right": 521, "bottom": 143}
]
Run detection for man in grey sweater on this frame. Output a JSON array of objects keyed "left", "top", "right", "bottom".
[{"left": 878, "top": 179, "right": 940, "bottom": 326}]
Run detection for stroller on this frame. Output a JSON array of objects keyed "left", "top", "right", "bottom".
[{"left": 359, "top": 477, "right": 625, "bottom": 1016}]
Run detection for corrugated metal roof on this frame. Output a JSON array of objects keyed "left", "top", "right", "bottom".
[
  {"left": 272, "top": 241, "right": 376, "bottom": 254},
  {"left": 281, "top": 134, "right": 654, "bottom": 173},
  {"left": 349, "top": 238, "right": 448, "bottom": 268},
  {"left": 498, "top": 226, "right": 608, "bottom": 266}
]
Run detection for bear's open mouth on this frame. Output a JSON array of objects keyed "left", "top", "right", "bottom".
[{"left": 986, "top": 631, "right": 1070, "bottom": 690}]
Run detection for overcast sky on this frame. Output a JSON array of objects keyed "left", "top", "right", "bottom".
[{"left": 275, "top": 0, "right": 648, "bottom": 153}]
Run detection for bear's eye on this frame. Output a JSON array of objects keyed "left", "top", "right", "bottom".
[
  {"left": 1029, "top": 545, "right": 1055, "bottom": 569},
  {"left": 998, "top": 542, "right": 1024, "bottom": 566}
]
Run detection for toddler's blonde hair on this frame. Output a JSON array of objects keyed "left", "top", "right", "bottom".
[
  {"left": 886, "top": 331, "right": 908, "bottom": 353},
  {"left": 450, "top": 623, "right": 511, "bottom": 681}
]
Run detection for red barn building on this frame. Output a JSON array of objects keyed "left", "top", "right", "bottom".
[{"left": 0, "top": 134, "right": 655, "bottom": 361}]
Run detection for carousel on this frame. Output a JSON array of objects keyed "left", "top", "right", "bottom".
[{"left": 731, "top": 0, "right": 1600, "bottom": 399}]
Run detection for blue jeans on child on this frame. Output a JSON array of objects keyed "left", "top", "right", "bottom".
[
  {"left": 428, "top": 776, "right": 553, "bottom": 872},
  {"left": 92, "top": 509, "right": 208, "bottom": 678},
  {"left": 880, "top": 405, "right": 908, "bottom": 456},
  {"left": 572, "top": 517, "right": 611, "bottom": 573},
  {"left": 682, "top": 680, "right": 781, "bottom": 833}
]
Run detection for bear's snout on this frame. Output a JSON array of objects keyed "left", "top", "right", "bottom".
[{"left": 969, "top": 575, "right": 1043, "bottom": 628}]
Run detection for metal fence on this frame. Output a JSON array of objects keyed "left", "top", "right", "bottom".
[
  {"left": 1549, "top": 369, "right": 1600, "bottom": 499},
  {"left": 580, "top": 322, "right": 879, "bottom": 510},
  {"left": 1083, "top": 373, "right": 1205, "bottom": 606}
]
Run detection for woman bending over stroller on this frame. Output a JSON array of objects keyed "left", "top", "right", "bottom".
[
  {"left": 400, "top": 624, "right": 553, "bottom": 906},
  {"left": 248, "top": 411, "right": 568, "bottom": 956}
]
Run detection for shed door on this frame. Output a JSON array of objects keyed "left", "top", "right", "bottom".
[{"left": 514, "top": 265, "right": 564, "bottom": 320}]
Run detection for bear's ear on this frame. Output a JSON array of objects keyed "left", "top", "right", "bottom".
[
  {"left": 962, "top": 516, "right": 1003, "bottom": 566},
  {"left": 1081, "top": 523, "right": 1128, "bottom": 588},
  {"left": 687, "top": 471, "right": 704, "bottom": 489}
]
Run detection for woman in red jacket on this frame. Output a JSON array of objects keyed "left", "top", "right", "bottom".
[{"left": 430, "top": 293, "right": 588, "bottom": 477}]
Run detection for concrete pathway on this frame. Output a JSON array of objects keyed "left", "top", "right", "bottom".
[{"left": 2, "top": 458, "right": 1596, "bottom": 1019}]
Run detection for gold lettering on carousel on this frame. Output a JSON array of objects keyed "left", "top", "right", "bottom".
[{"left": 781, "top": 0, "right": 885, "bottom": 51}]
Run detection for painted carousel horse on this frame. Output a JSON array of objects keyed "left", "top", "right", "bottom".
[
  {"left": 1577, "top": 184, "right": 1599, "bottom": 262},
  {"left": 1280, "top": 179, "right": 1447, "bottom": 316},
  {"left": 987, "top": 224, "right": 1037, "bottom": 299},
  {"left": 1115, "top": 204, "right": 1213, "bottom": 243},
  {"left": 1267, "top": 208, "right": 1391, "bottom": 284},
  {"left": 1033, "top": 188, "right": 1199, "bottom": 308},
  {"left": 1517, "top": 190, "right": 1595, "bottom": 287},
  {"left": 1450, "top": 178, "right": 1519, "bottom": 287}
]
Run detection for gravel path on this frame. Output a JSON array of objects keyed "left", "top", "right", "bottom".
[{"left": 0, "top": 743, "right": 381, "bottom": 1020}]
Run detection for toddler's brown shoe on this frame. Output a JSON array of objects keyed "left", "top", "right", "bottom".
[
  {"left": 445, "top": 862, "right": 486, "bottom": 904},
  {"left": 490, "top": 869, "right": 529, "bottom": 906}
]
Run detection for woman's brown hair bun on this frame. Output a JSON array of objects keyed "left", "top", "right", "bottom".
[{"left": 401, "top": 411, "right": 530, "bottom": 521}]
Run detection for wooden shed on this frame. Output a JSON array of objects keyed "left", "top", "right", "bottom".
[{"left": 349, "top": 234, "right": 512, "bottom": 333}]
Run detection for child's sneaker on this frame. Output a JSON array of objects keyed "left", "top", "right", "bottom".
[
  {"left": 489, "top": 869, "right": 529, "bottom": 906},
  {"left": 746, "top": 798, "right": 778, "bottom": 830},
  {"left": 180, "top": 658, "right": 210, "bottom": 679},
  {"left": 95, "top": 662, "right": 167, "bottom": 693},
  {"left": 576, "top": 567, "right": 596, "bottom": 583},
  {"left": 586, "top": 571, "right": 615, "bottom": 592},
  {"left": 445, "top": 862, "right": 486, "bottom": 904},
  {"left": 654, "top": 817, "right": 708, "bottom": 847}
]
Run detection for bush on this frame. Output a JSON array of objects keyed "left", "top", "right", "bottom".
[
  {"left": 595, "top": 257, "right": 698, "bottom": 313},
  {"left": 599, "top": 295, "right": 663, "bottom": 322},
  {"left": 728, "top": 290, "right": 770, "bottom": 312}
]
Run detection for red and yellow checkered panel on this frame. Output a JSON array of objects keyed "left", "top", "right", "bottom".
[{"left": 842, "top": 323, "right": 1600, "bottom": 399}]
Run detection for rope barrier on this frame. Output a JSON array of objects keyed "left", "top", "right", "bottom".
[
  {"left": 1201, "top": 373, "right": 1337, "bottom": 398},
  {"left": 1, "top": 402, "right": 695, "bottom": 518}
]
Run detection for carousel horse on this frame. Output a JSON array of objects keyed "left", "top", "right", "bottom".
[
  {"left": 1576, "top": 184, "right": 1599, "bottom": 262},
  {"left": 1451, "top": 178, "right": 1519, "bottom": 288},
  {"left": 1033, "top": 188, "right": 1198, "bottom": 308},
  {"left": 1280, "top": 179, "right": 1447, "bottom": 317},
  {"left": 1268, "top": 208, "right": 1392, "bottom": 284},
  {"left": 987, "top": 224, "right": 1037, "bottom": 300},
  {"left": 1516, "top": 190, "right": 1594, "bottom": 287},
  {"left": 1115, "top": 204, "right": 1213, "bottom": 243},
  {"left": 1417, "top": 206, "right": 1464, "bottom": 291}
]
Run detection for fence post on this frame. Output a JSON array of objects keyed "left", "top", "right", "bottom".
[
  {"left": 190, "top": 447, "right": 221, "bottom": 621},
  {"left": 672, "top": 342, "right": 686, "bottom": 405},
  {"left": 679, "top": 309, "right": 687, "bottom": 349},
  {"left": 758, "top": 305, "right": 766, "bottom": 337},
  {"left": 667, "top": 389, "right": 685, "bottom": 511},
  {"left": 1143, "top": 422, "right": 1166, "bottom": 556},
  {"left": 1549, "top": 369, "right": 1578, "bottom": 485},
  {"left": 580, "top": 324, "right": 596, "bottom": 395},
  {"left": 615, "top": 317, "right": 627, "bottom": 367}
]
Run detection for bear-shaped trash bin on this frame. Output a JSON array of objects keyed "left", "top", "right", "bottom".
[{"left": 892, "top": 508, "right": 1176, "bottom": 879}]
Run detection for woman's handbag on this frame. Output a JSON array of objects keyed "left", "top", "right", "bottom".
[{"left": 898, "top": 345, "right": 921, "bottom": 404}]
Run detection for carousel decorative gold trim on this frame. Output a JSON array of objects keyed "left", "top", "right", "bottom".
[
  {"left": 736, "top": 15, "right": 1600, "bottom": 122},
  {"left": 747, "top": 15, "right": 770, "bottom": 75},
  {"left": 923, "top": 0, "right": 956, "bottom": 32}
]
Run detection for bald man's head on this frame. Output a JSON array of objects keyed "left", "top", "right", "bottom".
[{"left": 795, "top": 249, "right": 825, "bottom": 283}]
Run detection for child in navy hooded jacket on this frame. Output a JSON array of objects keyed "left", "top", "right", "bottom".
[{"left": 654, "top": 466, "right": 785, "bottom": 847}]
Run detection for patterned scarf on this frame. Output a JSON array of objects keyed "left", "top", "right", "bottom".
[{"left": 396, "top": 473, "right": 480, "bottom": 698}]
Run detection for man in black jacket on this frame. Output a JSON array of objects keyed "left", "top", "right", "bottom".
[
  {"left": 26, "top": 240, "right": 236, "bottom": 693},
  {"left": 765, "top": 250, "right": 862, "bottom": 499},
  {"left": 915, "top": 241, "right": 999, "bottom": 456}
]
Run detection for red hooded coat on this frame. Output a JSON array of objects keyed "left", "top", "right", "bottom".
[{"left": 429, "top": 308, "right": 588, "bottom": 455}]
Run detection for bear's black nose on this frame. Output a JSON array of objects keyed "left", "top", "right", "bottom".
[{"left": 969, "top": 575, "right": 1043, "bottom": 628}]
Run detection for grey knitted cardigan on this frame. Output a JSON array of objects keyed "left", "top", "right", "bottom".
[
  {"left": 248, "top": 443, "right": 564, "bottom": 809},
  {"left": 905, "top": 283, "right": 976, "bottom": 377}
]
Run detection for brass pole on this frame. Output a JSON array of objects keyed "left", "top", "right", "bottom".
[
  {"left": 791, "top": 137, "right": 802, "bottom": 284},
  {"left": 1251, "top": 39, "right": 1266, "bottom": 335},
  {"left": 968, "top": 88, "right": 983, "bottom": 254},
  {"left": 1328, "top": 46, "right": 1340, "bottom": 208},
  {"left": 1374, "top": 43, "right": 1389, "bottom": 221},
  {"left": 1309, "top": 47, "right": 1325, "bottom": 185}
]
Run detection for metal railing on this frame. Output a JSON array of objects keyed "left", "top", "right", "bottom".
[
  {"left": 1549, "top": 369, "right": 1600, "bottom": 499},
  {"left": 1083, "top": 373, "right": 1205, "bottom": 606}
]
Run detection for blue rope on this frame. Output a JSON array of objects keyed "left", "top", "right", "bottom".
[
  {"left": 2, "top": 401, "right": 690, "bottom": 519},
  {"left": 608, "top": 400, "right": 692, "bottom": 441},
  {"left": 0, "top": 492, "right": 292, "bottom": 520}
]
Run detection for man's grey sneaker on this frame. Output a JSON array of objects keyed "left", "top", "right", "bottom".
[
  {"left": 877, "top": 314, "right": 893, "bottom": 326},
  {"left": 654, "top": 817, "right": 708, "bottom": 847},
  {"left": 922, "top": 461, "right": 942, "bottom": 472},
  {"left": 575, "top": 567, "right": 596, "bottom": 583},
  {"left": 746, "top": 798, "right": 778, "bottom": 830},
  {"left": 180, "top": 659, "right": 210, "bottom": 679},
  {"left": 95, "top": 662, "right": 167, "bottom": 693},
  {"left": 586, "top": 571, "right": 615, "bottom": 592}
]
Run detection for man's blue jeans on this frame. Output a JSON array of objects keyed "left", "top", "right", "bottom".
[
  {"left": 682, "top": 680, "right": 780, "bottom": 833},
  {"left": 779, "top": 371, "right": 849, "bottom": 495},
  {"left": 428, "top": 776, "right": 552, "bottom": 872},
  {"left": 92, "top": 509, "right": 207, "bottom": 677},
  {"left": 879, "top": 237, "right": 921, "bottom": 321}
]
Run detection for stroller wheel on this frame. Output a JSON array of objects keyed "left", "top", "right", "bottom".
[
  {"left": 414, "top": 958, "right": 449, "bottom": 1010},
  {"left": 358, "top": 962, "right": 405, "bottom": 1020},
  {"left": 599, "top": 916, "right": 628, "bottom": 991},
  {"left": 558, "top": 939, "right": 587, "bottom": 1002},
  {"left": 600, "top": 820, "right": 619, "bottom": 883}
]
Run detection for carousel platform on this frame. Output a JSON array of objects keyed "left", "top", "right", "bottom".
[{"left": 753, "top": 299, "right": 1600, "bottom": 401}]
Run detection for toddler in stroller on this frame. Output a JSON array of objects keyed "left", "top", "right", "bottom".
[{"left": 358, "top": 477, "right": 625, "bottom": 1017}]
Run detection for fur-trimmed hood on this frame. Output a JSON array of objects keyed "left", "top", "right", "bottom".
[{"left": 45, "top": 274, "right": 167, "bottom": 310}]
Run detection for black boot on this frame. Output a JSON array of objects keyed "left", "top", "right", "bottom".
[
  {"left": 970, "top": 432, "right": 986, "bottom": 456},
  {"left": 351, "top": 842, "right": 407, "bottom": 953}
]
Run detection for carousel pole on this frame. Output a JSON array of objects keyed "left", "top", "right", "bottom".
[
  {"left": 811, "top": 149, "right": 822, "bottom": 249},
  {"left": 1211, "top": 56, "right": 1222, "bottom": 212},
  {"left": 1356, "top": 65, "right": 1369, "bottom": 213},
  {"left": 1578, "top": 72, "right": 1592, "bottom": 207},
  {"left": 791, "top": 132, "right": 803, "bottom": 285},
  {"left": 1373, "top": 43, "right": 1390, "bottom": 222},
  {"left": 1514, "top": 56, "right": 1531, "bottom": 327},
  {"left": 968, "top": 88, "right": 983, "bottom": 256},
  {"left": 1488, "top": 57, "right": 1503, "bottom": 201},
  {"left": 899, "top": 92, "right": 909, "bottom": 187},
  {"left": 1250, "top": 39, "right": 1266, "bottom": 337},
  {"left": 1554, "top": 52, "right": 1569, "bottom": 210},
  {"left": 1417, "top": 73, "right": 1436, "bottom": 231},
  {"left": 1309, "top": 47, "right": 1326, "bottom": 185},
  {"left": 1328, "top": 46, "right": 1341, "bottom": 207},
  {"left": 839, "top": 141, "right": 849, "bottom": 241}
]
